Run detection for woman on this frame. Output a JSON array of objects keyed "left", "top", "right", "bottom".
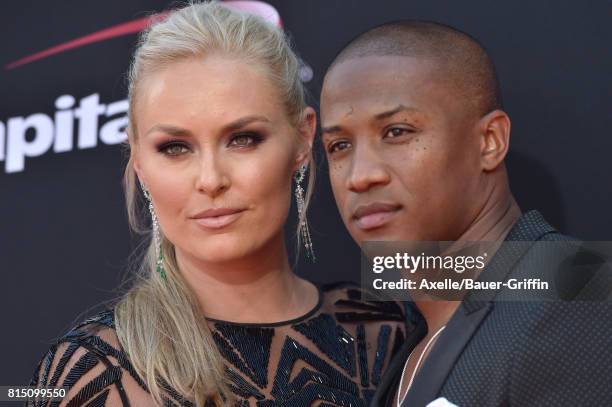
[{"left": 29, "top": 2, "right": 411, "bottom": 406}]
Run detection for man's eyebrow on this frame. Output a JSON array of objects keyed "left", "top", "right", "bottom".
[
  {"left": 321, "top": 105, "right": 421, "bottom": 136},
  {"left": 143, "top": 115, "right": 270, "bottom": 138},
  {"left": 320, "top": 125, "right": 343, "bottom": 136},
  {"left": 374, "top": 104, "right": 420, "bottom": 121}
]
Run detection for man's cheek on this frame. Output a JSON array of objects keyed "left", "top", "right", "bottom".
[
  {"left": 330, "top": 179, "right": 347, "bottom": 213},
  {"left": 328, "top": 155, "right": 349, "bottom": 173}
]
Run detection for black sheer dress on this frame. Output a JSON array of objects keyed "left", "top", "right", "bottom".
[{"left": 29, "top": 282, "right": 418, "bottom": 406}]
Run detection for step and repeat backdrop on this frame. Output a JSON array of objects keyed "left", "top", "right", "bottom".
[{"left": 1, "top": 0, "right": 611, "bottom": 386}]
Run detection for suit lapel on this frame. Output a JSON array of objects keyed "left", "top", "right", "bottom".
[
  {"left": 399, "top": 210, "right": 557, "bottom": 406},
  {"left": 401, "top": 302, "right": 492, "bottom": 407}
]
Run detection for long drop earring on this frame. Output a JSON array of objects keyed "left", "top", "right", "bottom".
[
  {"left": 294, "top": 164, "right": 315, "bottom": 262},
  {"left": 142, "top": 185, "right": 166, "bottom": 279}
]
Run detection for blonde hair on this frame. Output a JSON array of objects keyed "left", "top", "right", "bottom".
[{"left": 114, "top": 2, "right": 315, "bottom": 406}]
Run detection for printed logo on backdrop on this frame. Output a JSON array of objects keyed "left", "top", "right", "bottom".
[{"left": 0, "top": 1, "right": 312, "bottom": 174}]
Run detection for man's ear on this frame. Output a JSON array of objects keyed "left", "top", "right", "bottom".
[
  {"left": 478, "top": 109, "right": 511, "bottom": 171},
  {"left": 294, "top": 107, "right": 317, "bottom": 169}
]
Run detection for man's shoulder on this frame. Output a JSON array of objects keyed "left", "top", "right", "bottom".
[{"left": 516, "top": 229, "right": 612, "bottom": 300}]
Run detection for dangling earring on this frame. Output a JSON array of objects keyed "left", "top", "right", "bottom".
[
  {"left": 294, "top": 164, "right": 315, "bottom": 262},
  {"left": 141, "top": 183, "right": 166, "bottom": 279}
]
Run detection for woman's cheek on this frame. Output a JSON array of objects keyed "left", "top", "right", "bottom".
[
  {"left": 238, "top": 152, "right": 293, "bottom": 217},
  {"left": 147, "top": 169, "right": 195, "bottom": 236}
]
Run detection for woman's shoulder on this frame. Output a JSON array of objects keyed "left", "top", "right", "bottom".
[
  {"left": 44, "top": 308, "right": 127, "bottom": 370},
  {"left": 70, "top": 308, "right": 116, "bottom": 331},
  {"left": 35, "top": 308, "right": 120, "bottom": 361},
  {"left": 29, "top": 308, "right": 154, "bottom": 406}
]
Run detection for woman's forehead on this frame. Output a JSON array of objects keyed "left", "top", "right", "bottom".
[{"left": 134, "top": 57, "right": 288, "bottom": 132}]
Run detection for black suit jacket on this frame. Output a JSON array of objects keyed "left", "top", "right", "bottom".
[{"left": 372, "top": 210, "right": 612, "bottom": 407}]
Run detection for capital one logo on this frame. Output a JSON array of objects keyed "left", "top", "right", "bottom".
[
  {"left": 0, "top": 1, "right": 309, "bottom": 174},
  {"left": 0, "top": 94, "right": 128, "bottom": 173}
]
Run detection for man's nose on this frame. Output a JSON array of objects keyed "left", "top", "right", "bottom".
[{"left": 346, "top": 143, "right": 391, "bottom": 193}]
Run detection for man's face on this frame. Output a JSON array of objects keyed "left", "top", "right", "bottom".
[{"left": 320, "top": 55, "right": 484, "bottom": 244}]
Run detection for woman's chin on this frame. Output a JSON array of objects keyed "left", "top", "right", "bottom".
[{"left": 183, "top": 238, "right": 263, "bottom": 264}]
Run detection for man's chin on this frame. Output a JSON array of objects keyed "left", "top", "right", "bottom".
[
  {"left": 352, "top": 226, "right": 405, "bottom": 243},
  {"left": 352, "top": 227, "right": 431, "bottom": 245}
]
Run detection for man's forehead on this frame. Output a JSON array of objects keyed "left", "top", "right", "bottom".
[
  {"left": 321, "top": 98, "right": 422, "bottom": 122},
  {"left": 323, "top": 56, "right": 442, "bottom": 103},
  {"left": 322, "top": 57, "right": 441, "bottom": 118},
  {"left": 325, "top": 55, "right": 438, "bottom": 88}
]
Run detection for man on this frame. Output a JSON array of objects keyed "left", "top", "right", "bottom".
[{"left": 320, "top": 21, "right": 612, "bottom": 406}]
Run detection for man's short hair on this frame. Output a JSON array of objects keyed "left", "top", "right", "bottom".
[{"left": 327, "top": 20, "right": 503, "bottom": 116}]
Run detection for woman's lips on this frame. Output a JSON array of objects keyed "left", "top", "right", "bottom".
[
  {"left": 352, "top": 202, "right": 402, "bottom": 231},
  {"left": 191, "top": 208, "right": 246, "bottom": 229}
]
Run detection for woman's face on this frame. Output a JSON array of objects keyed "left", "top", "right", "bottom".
[{"left": 133, "top": 55, "right": 314, "bottom": 264}]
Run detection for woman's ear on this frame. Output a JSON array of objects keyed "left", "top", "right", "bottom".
[
  {"left": 130, "top": 142, "right": 146, "bottom": 188},
  {"left": 479, "top": 109, "right": 511, "bottom": 171},
  {"left": 295, "top": 107, "right": 317, "bottom": 168}
]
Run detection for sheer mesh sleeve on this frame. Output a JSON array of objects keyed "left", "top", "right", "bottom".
[{"left": 27, "top": 311, "right": 155, "bottom": 407}]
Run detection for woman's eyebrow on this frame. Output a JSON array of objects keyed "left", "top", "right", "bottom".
[
  {"left": 221, "top": 115, "right": 270, "bottom": 132},
  {"left": 143, "top": 115, "right": 271, "bottom": 138},
  {"left": 144, "top": 124, "right": 192, "bottom": 138}
]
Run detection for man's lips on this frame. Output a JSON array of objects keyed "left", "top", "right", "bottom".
[
  {"left": 190, "top": 207, "right": 246, "bottom": 229},
  {"left": 352, "top": 202, "right": 402, "bottom": 231}
]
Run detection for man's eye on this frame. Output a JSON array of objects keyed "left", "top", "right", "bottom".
[
  {"left": 384, "top": 127, "right": 414, "bottom": 138},
  {"left": 229, "top": 133, "right": 263, "bottom": 148},
  {"left": 159, "top": 143, "right": 189, "bottom": 156},
  {"left": 328, "top": 140, "right": 351, "bottom": 154}
]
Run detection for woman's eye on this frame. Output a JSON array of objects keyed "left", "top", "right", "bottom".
[
  {"left": 159, "top": 143, "right": 189, "bottom": 156},
  {"left": 328, "top": 140, "right": 351, "bottom": 154},
  {"left": 384, "top": 127, "right": 414, "bottom": 138},
  {"left": 229, "top": 133, "right": 262, "bottom": 148}
]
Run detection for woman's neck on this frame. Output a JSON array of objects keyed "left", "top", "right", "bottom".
[{"left": 174, "top": 233, "right": 318, "bottom": 323}]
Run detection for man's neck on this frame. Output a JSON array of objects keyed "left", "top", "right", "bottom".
[
  {"left": 456, "top": 188, "right": 522, "bottom": 243},
  {"left": 415, "top": 184, "right": 522, "bottom": 333}
]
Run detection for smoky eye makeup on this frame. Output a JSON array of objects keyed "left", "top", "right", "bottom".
[
  {"left": 153, "top": 131, "right": 266, "bottom": 156},
  {"left": 227, "top": 131, "right": 265, "bottom": 148},
  {"left": 156, "top": 140, "right": 191, "bottom": 156}
]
